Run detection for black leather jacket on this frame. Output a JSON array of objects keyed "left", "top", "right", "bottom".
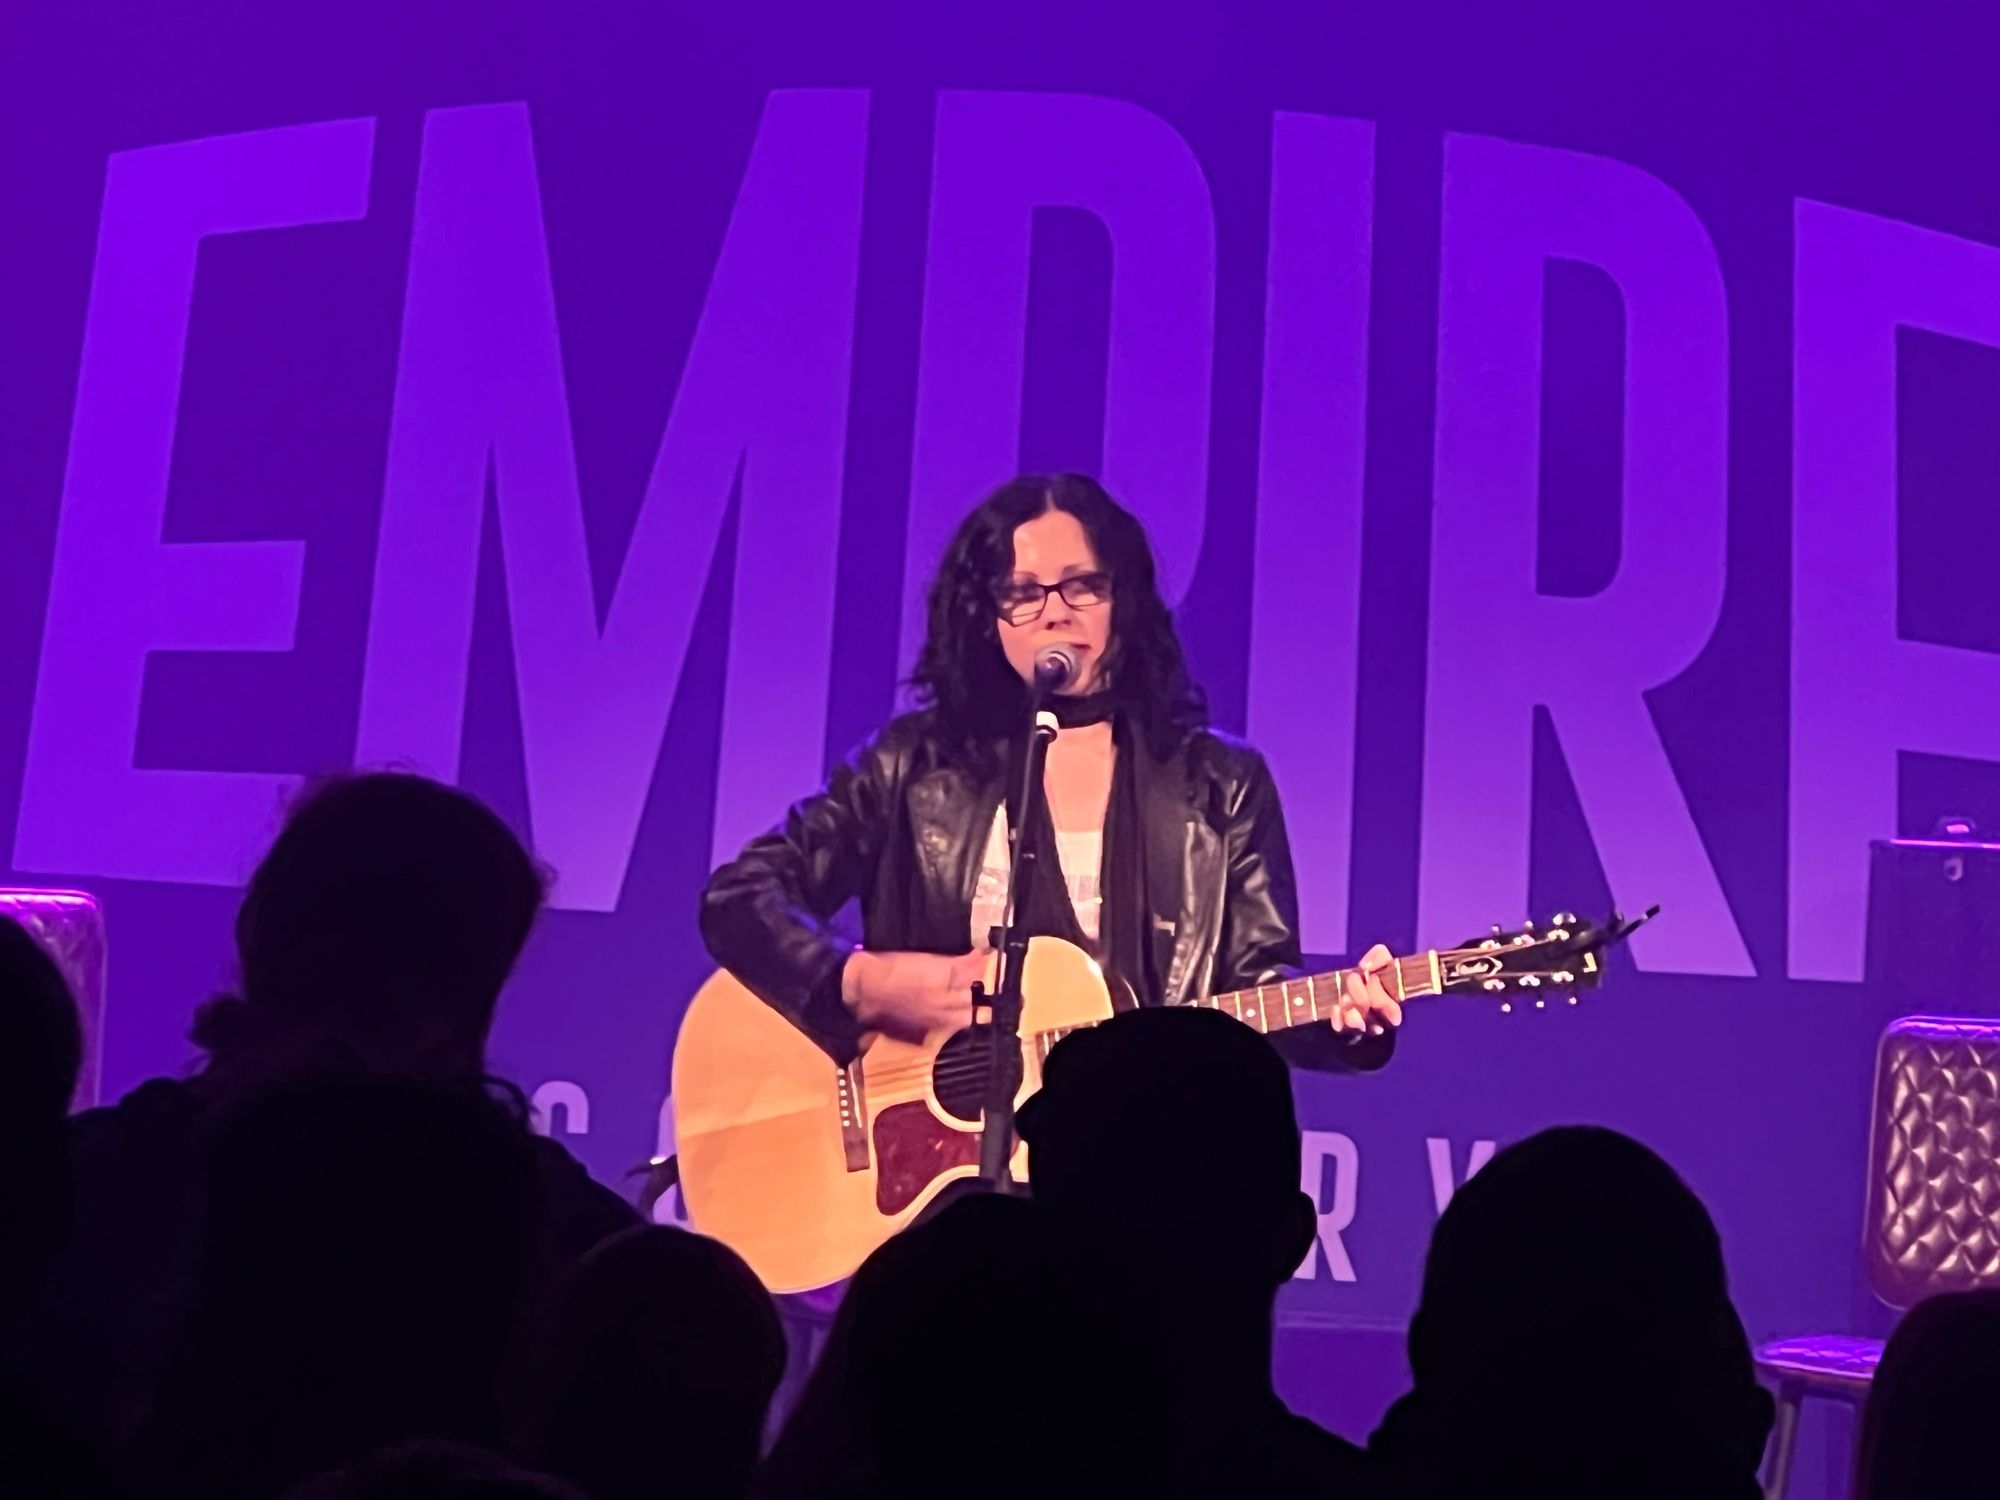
[{"left": 699, "top": 710, "right": 1394, "bottom": 1073}]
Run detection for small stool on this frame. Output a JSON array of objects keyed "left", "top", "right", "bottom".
[
  {"left": 0, "top": 888, "right": 107, "bottom": 1110},
  {"left": 1755, "top": 1015, "right": 2000, "bottom": 1498}
]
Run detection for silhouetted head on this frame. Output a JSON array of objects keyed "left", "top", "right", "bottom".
[
  {"left": 1020, "top": 1006, "right": 1315, "bottom": 1299},
  {"left": 1375, "top": 1126, "right": 1772, "bottom": 1498},
  {"left": 0, "top": 914, "right": 83, "bottom": 1323},
  {"left": 519, "top": 1226, "right": 785, "bottom": 1500},
  {"left": 193, "top": 772, "right": 547, "bottom": 1084},
  {"left": 1857, "top": 1289, "right": 2000, "bottom": 1500},
  {"left": 141, "top": 1076, "right": 538, "bottom": 1499},
  {"left": 766, "top": 1194, "right": 1158, "bottom": 1500},
  {"left": 283, "top": 1439, "right": 585, "bottom": 1500},
  {"left": 911, "top": 473, "right": 1206, "bottom": 765}
]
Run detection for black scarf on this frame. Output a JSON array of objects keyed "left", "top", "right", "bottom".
[{"left": 1004, "top": 698, "right": 1158, "bottom": 1007}]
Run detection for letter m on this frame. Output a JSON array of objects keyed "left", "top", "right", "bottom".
[{"left": 356, "top": 93, "right": 869, "bottom": 910}]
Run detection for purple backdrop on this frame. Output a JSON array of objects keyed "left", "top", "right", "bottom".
[{"left": 6, "top": 4, "right": 2000, "bottom": 1493}]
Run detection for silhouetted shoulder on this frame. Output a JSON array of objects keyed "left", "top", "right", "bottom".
[
  {"left": 14, "top": 1081, "right": 217, "bottom": 1444},
  {"left": 525, "top": 1135, "right": 639, "bottom": 1263},
  {"left": 70, "top": 1076, "right": 201, "bottom": 1139},
  {"left": 64, "top": 1078, "right": 206, "bottom": 1222}
]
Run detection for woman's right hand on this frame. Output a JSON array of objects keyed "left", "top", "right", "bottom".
[{"left": 841, "top": 949, "right": 989, "bottom": 1042}]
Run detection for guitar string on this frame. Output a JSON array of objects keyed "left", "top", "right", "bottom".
[
  {"left": 863, "top": 976, "right": 1418, "bottom": 1090},
  {"left": 858, "top": 946, "right": 1587, "bottom": 1088},
  {"left": 864, "top": 954, "right": 1487, "bottom": 1085}
]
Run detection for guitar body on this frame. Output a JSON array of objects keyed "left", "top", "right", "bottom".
[
  {"left": 673, "top": 937, "right": 1121, "bottom": 1293},
  {"left": 670, "top": 905, "right": 1643, "bottom": 1292}
]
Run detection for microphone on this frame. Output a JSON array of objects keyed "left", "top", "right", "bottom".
[{"left": 1032, "top": 644, "right": 1079, "bottom": 696}]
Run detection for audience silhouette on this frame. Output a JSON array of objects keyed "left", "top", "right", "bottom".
[
  {"left": 514, "top": 1225, "right": 786, "bottom": 1500},
  {"left": 1856, "top": 1288, "right": 2000, "bottom": 1500},
  {"left": 1017, "top": 1005, "right": 1399, "bottom": 1498},
  {"left": 7, "top": 772, "right": 634, "bottom": 1447},
  {"left": 131, "top": 1075, "right": 539, "bottom": 1498},
  {"left": 19, "top": 769, "right": 1973, "bottom": 1500},
  {"left": 1370, "top": 1125, "right": 1774, "bottom": 1499},
  {"left": 762, "top": 1189, "right": 1159, "bottom": 1500}
]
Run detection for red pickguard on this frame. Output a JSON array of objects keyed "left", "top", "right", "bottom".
[{"left": 872, "top": 1101, "right": 980, "bottom": 1215}]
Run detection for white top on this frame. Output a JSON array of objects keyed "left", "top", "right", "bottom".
[{"left": 969, "top": 805, "right": 1103, "bottom": 950}]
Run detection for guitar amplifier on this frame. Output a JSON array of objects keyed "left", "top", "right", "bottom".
[{"left": 1864, "top": 836, "right": 2000, "bottom": 1009}]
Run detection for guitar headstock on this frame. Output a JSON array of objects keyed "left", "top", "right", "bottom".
[{"left": 1435, "top": 906, "right": 1657, "bottom": 1013}]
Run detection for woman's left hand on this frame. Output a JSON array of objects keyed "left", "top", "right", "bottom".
[{"left": 1330, "top": 943, "right": 1405, "bottom": 1036}]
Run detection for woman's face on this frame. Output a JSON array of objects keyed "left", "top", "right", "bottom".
[{"left": 994, "top": 507, "right": 1113, "bottom": 695}]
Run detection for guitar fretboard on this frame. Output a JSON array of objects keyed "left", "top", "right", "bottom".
[{"left": 1031, "top": 951, "right": 1442, "bottom": 1060}]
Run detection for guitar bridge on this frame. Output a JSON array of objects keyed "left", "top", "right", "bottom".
[{"left": 835, "top": 1061, "right": 869, "bottom": 1172}]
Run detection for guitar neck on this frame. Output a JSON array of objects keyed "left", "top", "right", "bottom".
[
  {"left": 1028, "top": 948, "right": 1443, "bottom": 1054},
  {"left": 1185, "top": 951, "right": 1441, "bottom": 1036}
]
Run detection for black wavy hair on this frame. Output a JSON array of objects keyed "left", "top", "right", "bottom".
[{"left": 908, "top": 473, "right": 1206, "bottom": 767}]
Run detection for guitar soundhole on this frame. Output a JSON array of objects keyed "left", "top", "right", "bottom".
[{"left": 931, "top": 1024, "right": 1003, "bottom": 1123}]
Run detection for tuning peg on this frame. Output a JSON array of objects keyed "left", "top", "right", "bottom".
[
  {"left": 1491, "top": 924, "right": 1503, "bottom": 936},
  {"left": 1534, "top": 998, "right": 1546, "bottom": 1009},
  {"left": 1552, "top": 911, "right": 1577, "bottom": 927},
  {"left": 1553, "top": 971, "right": 1575, "bottom": 986},
  {"left": 1566, "top": 995, "right": 1579, "bottom": 1006},
  {"left": 1523, "top": 917, "right": 1537, "bottom": 929},
  {"left": 1499, "top": 1002, "right": 1513, "bottom": 1014}
]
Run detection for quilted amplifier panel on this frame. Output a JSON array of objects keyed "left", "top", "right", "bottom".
[
  {"left": 1867, "top": 1016, "right": 2000, "bottom": 1307},
  {"left": 0, "top": 888, "right": 107, "bottom": 1111}
]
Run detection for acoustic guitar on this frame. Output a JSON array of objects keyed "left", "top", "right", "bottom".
[{"left": 672, "top": 912, "right": 1650, "bottom": 1292}]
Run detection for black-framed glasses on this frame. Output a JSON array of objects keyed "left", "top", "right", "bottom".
[{"left": 994, "top": 571, "right": 1113, "bottom": 625}]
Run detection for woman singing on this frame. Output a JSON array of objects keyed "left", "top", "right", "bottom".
[{"left": 699, "top": 472, "right": 1402, "bottom": 1071}]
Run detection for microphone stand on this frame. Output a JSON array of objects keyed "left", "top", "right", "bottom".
[{"left": 976, "top": 692, "right": 1060, "bottom": 1191}]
